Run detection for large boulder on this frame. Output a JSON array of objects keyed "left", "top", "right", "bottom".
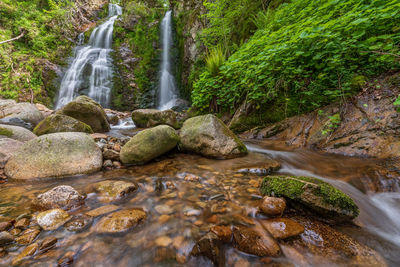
[
  {"left": 0, "top": 124, "right": 37, "bottom": 142},
  {"left": 5, "top": 132, "right": 102, "bottom": 179},
  {"left": 131, "top": 109, "right": 180, "bottom": 129},
  {"left": 120, "top": 125, "right": 179, "bottom": 165},
  {"left": 261, "top": 176, "right": 359, "bottom": 222},
  {"left": 33, "top": 114, "right": 93, "bottom": 136},
  {"left": 0, "top": 138, "right": 23, "bottom": 167},
  {"left": 58, "top": 96, "right": 110, "bottom": 133},
  {"left": 0, "top": 99, "right": 44, "bottom": 126},
  {"left": 179, "top": 114, "right": 247, "bottom": 159}
]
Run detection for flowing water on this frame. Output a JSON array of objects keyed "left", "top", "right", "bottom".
[
  {"left": 0, "top": 137, "right": 399, "bottom": 266},
  {"left": 158, "top": 11, "right": 178, "bottom": 110},
  {"left": 55, "top": 4, "right": 122, "bottom": 109}
]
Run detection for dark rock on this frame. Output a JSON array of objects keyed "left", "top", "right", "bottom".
[
  {"left": 0, "top": 221, "right": 13, "bottom": 232},
  {"left": 39, "top": 236, "right": 57, "bottom": 253},
  {"left": 259, "top": 197, "right": 286, "bottom": 216},
  {"left": 232, "top": 227, "right": 280, "bottom": 257},
  {"left": 0, "top": 231, "right": 14, "bottom": 246},
  {"left": 0, "top": 117, "right": 33, "bottom": 130},
  {"left": 191, "top": 232, "right": 225, "bottom": 266}
]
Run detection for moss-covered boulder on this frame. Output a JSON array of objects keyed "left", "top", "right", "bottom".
[
  {"left": 33, "top": 114, "right": 93, "bottom": 136},
  {"left": 179, "top": 114, "right": 247, "bottom": 159},
  {"left": 0, "top": 124, "right": 36, "bottom": 142},
  {"left": 120, "top": 125, "right": 179, "bottom": 165},
  {"left": 5, "top": 132, "right": 102, "bottom": 179},
  {"left": 131, "top": 109, "right": 180, "bottom": 129},
  {"left": 58, "top": 96, "right": 110, "bottom": 133},
  {"left": 261, "top": 176, "right": 359, "bottom": 222}
]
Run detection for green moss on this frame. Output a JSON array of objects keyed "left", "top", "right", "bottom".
[{"left": 0, "top": 127, "right": 13, "bottom": 137}]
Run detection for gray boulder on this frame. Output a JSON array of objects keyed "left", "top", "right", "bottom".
[
  {"left": 0, "top": 99, "right": 44, "bottom": 126},
  {"left": 0, "top": 124, "right": 37, "bottom": 142}
]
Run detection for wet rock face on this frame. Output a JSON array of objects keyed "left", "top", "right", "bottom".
[
  {"left": 0, "top": 99, "right": 44, "bottom": 127},
  {"left": 33, "top": 114, "right": 93, "bottom": 136},
  {"left": 232, "top": 227, "right": 280, "bottom": 257},
  {"left": 32, "top": 185, "right": 85, "bottom": 211},
  {"left": 259, "top": 196, "right": 286, "bottom": 216},
  {"left": 91, "top": 180, "right": 137, "bottom": 202},
  {"left": 120, "top": 125, "right": 180, "bottom": 165},
  {"left": 261, "top": 175, "right": 359, "bottom": 222},
  {"left": 5, "top": 132, "right": 103, "bottom": 179},
  {"left": 131, "top": 109, "right": 180, "bottom": 129},
  {"left": 179, "top": 114, "right": 248, "bottom": 159},
  {"left": 0, "top": 124, "right": 37, "bottom": 142},
  {"left": 92, "top": 209, "right": 146, "bottom": 233},
  {"left": 261, "top": 218, "right": 304, "bottom": 239},
  {"left": 36, "top": 209, "right": 70, "bottom": 230},
  {"left": 58, "top": 95, "right": 110, "bottom": 133},
  {"left": 190, "top": 232, "right": 225, "bottom": 266}
]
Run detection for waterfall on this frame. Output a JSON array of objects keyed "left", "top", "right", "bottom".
[
  {"left": 55, "top": 4, "right": 122, "bottom": 109},
  {"left": 158, "top": 11, "right": 178, "bottom": 110}
]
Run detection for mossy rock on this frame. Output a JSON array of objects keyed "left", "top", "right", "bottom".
[
  {"left": 131, "top": 109, "right": 180, "bottom": 129},
  {"left": 58, "top": 96, "right": 110, "bottom": 133},
  {"left": 179, "top": 114, "right": 247, "bottom": 159},
  {"left": 120, "top": 125, "right": 179, "bottom": 165},
  {"left": 33, "top": 114, "right": 93, "bottom": 136},
  {"left": 261, "top": 175, "right": 359, "bottom": 222},
  {"left": 0, "top": 124, "right": 37, "bottom": 142}
]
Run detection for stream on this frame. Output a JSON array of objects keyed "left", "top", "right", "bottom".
[{"left": 0, "top": 132, "right": 399, "bottom": 266}]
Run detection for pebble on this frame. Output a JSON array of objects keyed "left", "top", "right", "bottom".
[
  {"left": 155, "top": 236, "right": 172, "bottom": 247},
  {"left": 15, "top": 229, "right": 40, "bottom": 245},
  {"left": 154, "top": 205, "right": 174, "bottom": 215},
  {"left": 158, "top": 215, "right": 171, "bottom": 224}
]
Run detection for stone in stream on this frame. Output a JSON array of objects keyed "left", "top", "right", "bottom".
[
  {"left": 12, "top": 242, "right": 38, "bottom": 266},
  {"left": 131, "top": 109, "right": 180, "bottom": 129},
  {"left": 235, "top": 160, "right": 281, "bottom": 175},
  {"left": 15, "top": 229, "right": 40, "bottom": 245},
  {"left": 179, "top": 114, "right": 247, "bottom": 159},
  {"left": 0, "top": 124, "right": 37, "bottom": 142},
  {"left": 0, "top": 138, "right": 23, "bottom": 168},
  {"left": 120, "top": 125, "right": 179, "bottom": 165},
  {"left": 32, "top": 185, "right": 85, "bottom": 211},
  {"left": 0, "top": 231, "right": 14, "bottom": 246},
  {"left": 260, "top": 176, "right": 359, "bottom": 222},
  {"left": 210, "top": 226, "right": 233, "bottom": 243},
  {"left": 38, "top": 236, "right": 57, "bottom": 253},
  {"left": 91, "top": 180, "right": 137, "bottom": 202},
  {"left": 261, "top": 218, "right": 304, "bottom": 239},
  {"left": 64, "top": 215, "right": 93, "bottom": 232},
  {"left": 232, "top": 227, "right": 280, "bottom": 257},
  {"left": 85, "top": 205, "right": 119, "bottom": 217},
  {"left": 259, "top": 196, "right": 286, "bottom": 216},
  {"left": 36, "top": 209, "right": 71, "bottom": 230},
  {"left": 92, "top": 209, "right": 146, "bottom": 233},
  {"left": 0, "top": 221, "right": 13, "bottom": 232},
  {"left": 14, "top": 218, "right": 30, "bottom": 229},
  {"left": 5, "top": 132, "right": 103, "bottom": 179},
  {"left": 58, "top": 95, "right": 110, "bottom": 133},
  {"left": 33, "top": 114, "right": 93, "bottom": 136},
  {"left": 190, "top": 232, "right": 225, "bottom": 266},
  {"left": 0, "top": 99, "right": 44, "bottom": 127}
]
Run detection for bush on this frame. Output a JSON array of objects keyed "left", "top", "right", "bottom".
[{"left": 205, "top": 46, "right": 225, "bottom": 76}]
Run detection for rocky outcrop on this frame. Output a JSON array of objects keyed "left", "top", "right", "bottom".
[
  {"left": 0, "top": 99, "right": 44, "bottom": 127},
  {"left": 58, "top": 96, "right": 110, "bottom": 133},
  {"left": 0, "top": 124, "right": 36, "bottom": 142},
  {"left": 120, "top": 125, "right": 179, "bottom": 165},
  {"left": 261, "top": 175, "right": 359, "bottom": 222},
  {"left": 179, "top": 114, "right": 247, "bottom": 159},
  {"left": 5, "top": 132, "right": 102, "bottom": 179},
  {"left": 33, "top": 114, "right": 93, "bottom": 136},
  {"left": 131, "top": 109, "right": 180, "bottom": 129}
]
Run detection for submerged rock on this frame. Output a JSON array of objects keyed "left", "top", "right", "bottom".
[
  {"left": 91, "top": 180, "right": 137, "bottom": 202},
  {"left": 131, "top": 109, "right": 180, "bottom": 129},
  {"left": 5, "top": 132, "right": 103, "bottom": 179},
  {"left": 0, "top": 99, "right": 44, "bottom": 127},
  {"left": 92, "top": 209, "right": 146, "bottom": 233},
  {"left": 85, "top": 205, "right": 119, "bottom": 217},
  {"left": 259, "top": 196, "right": 286, "bottom": 216},
  {"left": 0, "top": 124, "right": 37, "bottom": 142},
  {"left": 15, "top": 229, "right": 40, "bottom": 245},
  {"left": 58, "top": 96, "right": 110, "bottom": 133},
  {"left": 12, "top": 242, "right": 38, "bottom": 265},
  {"left": 64, "top": 215, "right": 92, "bottom": 232},
  {"left": 32, "top": 185, "right": 85, "bottom": 211},
  {"left": 261, "top": 176, "right": 359, "bottom": 222},
  {"left": 261, "top": 218, "right": 304, "bottom": 239},
  {"left": 232, "top": 227, "right": 280, "bottom": 257},
  {"left": 120, "top": 125, "right": 179, "bottom": 165},
  {"left": 33, "top": 114, "right": 93, "bottom": 136},
  {"left": 191, "top": 232, "right": 225, "bottom": 266},
  {"left": 0, "top": 231, "right": 14, "bottom": 246},
  {"left": 36, "top": 209, "right": 71, "bottom": 230},
  {"left": 179, "top": 114, "right": 247, "bottom": 159}
]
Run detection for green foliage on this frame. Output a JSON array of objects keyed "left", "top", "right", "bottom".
[
  {"left": 321, "top": 113, "right": 341, "bottom": 135},
  {"left": 192, "top": 0, "right": 400, "bottom": 117},
  {"left": 205, "top": 46, "right": 225, "bottom": 76}
]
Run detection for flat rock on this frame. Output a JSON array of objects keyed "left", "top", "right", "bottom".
[
  {"left": 92, "top": 209, "right": 146, "bottom": 233},
  {"left": 261, "top": 218, "right": 304, "bottom": 239},
  {"left": 232, "top": 227, "right": 280, "bottom": 257},
  {"left": 36, "top": 209, "right": 71, "bottom": 230},
  {"left": 0, "top": 124, "right": 37, "bottom": 142},
  {"left": 91, "top": 180, "right": 137, "bottom": 202},
  {"left": 33, "top": 185, "right": 85, "bottom": 211}
]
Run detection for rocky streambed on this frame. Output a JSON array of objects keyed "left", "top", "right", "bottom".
[{"left": 0, "top": 96, "right": 399, "bottom": 266}]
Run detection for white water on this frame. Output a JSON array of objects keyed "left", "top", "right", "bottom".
[
  {"left": 55, "top": 4, "right": 122, "bottom": 109},
  {"left": 158, "top": 11, "right": 178, "bottom": 110},
  {"left": 246, "top": 144, "right": 400, "bottom": 249}
]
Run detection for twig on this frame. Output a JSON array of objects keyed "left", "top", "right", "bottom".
[{"left": 0, "top": 31, "right": 25, "bottom": 45}]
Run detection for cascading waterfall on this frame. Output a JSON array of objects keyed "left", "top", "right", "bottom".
[
  {"left": 158, "top": 11, "right": 178, "bottom": 110},
  {"left": 55, "top": 4, "right": 122, "bottom": 109}
]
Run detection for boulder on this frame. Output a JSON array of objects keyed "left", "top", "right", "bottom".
[
  {"left": 131, "top": 109, "right": 180, "bottom": 129},
  {"left": 0, "top": 117, "right": 33, "bottom": 130},
  {"left": 261, "top": 218, "right": 304, "bottom": 239},
  {"left": 0, "top": 138, "right": 23, "bottom": 167},
  {"left": 36, "top": 209, "right": 71, "bottom": 230},
  {"left": 58, "top": 96, "right": 110, "bottom": 132},
  {"left": 261, "top": 176, "right": 359, "bottom": 222},
  {"left": 0, "top": 99, "right": 44, "bottom": 126},
  {"left": 32, "top": 185, "right": 85, "bottom": 211},
  {"left": 0, "top": 124, "right": 36, "bottom": 142},
  {"left": 33, "top": 114, "right": 93, "bottom": 136},
  {"left": 120, "top": 125, "right": 179, "bottom": 165},
  {"left": 259, "top": 196, "right": 286, "bottom": 216},
  {"left": 5, "top": 132, "right": 102, "bottom": 179},
  {"left": 91, "top": 180, "right": 137, "bottom": 202},
  {"left": 232, "top": 227, "right": 280, "bottom": 257},
  {"left": 179, "top": 114, "right": 247, "bottom": 159},
  {"left": 92, "top": 209, "right": 146, "bottom": 233}
]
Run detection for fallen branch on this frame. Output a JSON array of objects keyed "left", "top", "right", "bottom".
[{"left": 0, "top": 31, "right": 25, "bottom": 45}]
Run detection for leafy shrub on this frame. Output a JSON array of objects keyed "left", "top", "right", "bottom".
[{"left": 205, "top": 46, "right": 225, "bottom": 76}]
